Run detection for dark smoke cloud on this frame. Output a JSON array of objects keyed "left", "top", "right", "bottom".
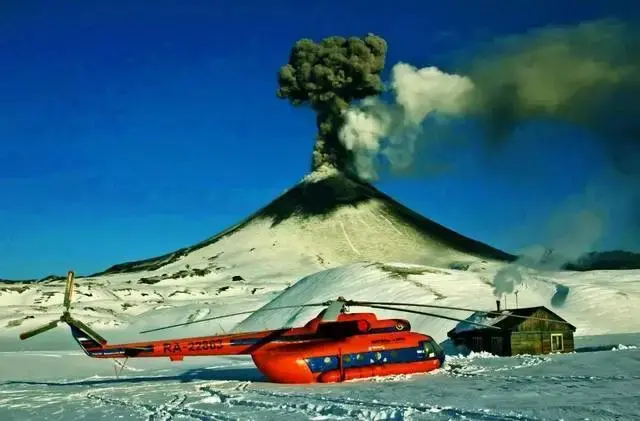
[
  {"left": 469, "top": 19, "right": 640, "bottom": 256},
  {"left": 340, "top": 19, "right": 640, "bottom": 181},
  {"left": 466, "top": 19, "right": 640, "bottom": 163},
  {"left": 276, "top": 34, "right": 387, "bottom": 174}
]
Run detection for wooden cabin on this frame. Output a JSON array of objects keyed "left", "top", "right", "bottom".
[{"left": 446, "top": 304, "right": 576, "bottom": 356}]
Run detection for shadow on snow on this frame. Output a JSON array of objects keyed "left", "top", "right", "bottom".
[{"left": 4, "top": 366, "right": 266, "bottom": 387}]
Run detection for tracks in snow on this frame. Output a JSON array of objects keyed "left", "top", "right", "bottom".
[
  {"left": 86, "top": 391, "right": 233, "bottom": 421},
  {"left": 193, "top": 383, "right": 541, "bottom": 421}
]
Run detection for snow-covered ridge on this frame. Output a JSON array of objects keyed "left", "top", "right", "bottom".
[
  {"left": 235, "top": 262, "right": 640, "bottom": 342},
  {"left": 4, "top": 259, "right": 638, "bottom": 350}
]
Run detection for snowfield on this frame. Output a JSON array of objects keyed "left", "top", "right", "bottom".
[
  {"left": 1, "top": 335, "right": 639, "bottom": 420},
  {"left": 1, "top": 261, "right": 640, "bottom": 420}
]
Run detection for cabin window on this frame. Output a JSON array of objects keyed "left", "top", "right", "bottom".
[
  {"left": 472, "top": 336, "right": 483, "bottom": 350},
  {"left": 491, "top": 337, "right": 503, "bottom": 354},
  {"left": 551, "top": 333, "right": 564, "bottom": 352}
]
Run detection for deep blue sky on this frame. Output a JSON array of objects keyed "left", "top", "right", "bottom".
[{"left": 1, "top": 1, "right": 638, "bottom": 279}]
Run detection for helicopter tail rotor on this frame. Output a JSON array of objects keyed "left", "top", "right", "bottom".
[
  {"left": 18, "top": 319, "right": 61, "bottom": 341},
  {"left": 18, "top": 270, "right": 107, "bottom": 345}
]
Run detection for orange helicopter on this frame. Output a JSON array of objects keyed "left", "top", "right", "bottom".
[{"left": 19, "top": 271, "right": 555, "bottom": 384}]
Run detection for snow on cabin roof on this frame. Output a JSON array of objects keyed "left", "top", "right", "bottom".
[
  {"left": 447, "top": 306, "right": 576, "bottom": 336},
  {"left": 449, "top": 311, "right": 509, "bottom": 335}
]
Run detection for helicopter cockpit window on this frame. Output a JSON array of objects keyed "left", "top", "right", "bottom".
[{"left": 422, "top": 340, "right": 438, "bottom": 358}]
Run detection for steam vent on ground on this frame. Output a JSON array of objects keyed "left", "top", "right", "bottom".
[{"left": 97, "top": 34, "right": 515, "bottom": 279}]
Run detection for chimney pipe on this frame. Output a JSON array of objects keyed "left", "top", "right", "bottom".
[{"left": 496, "top": 300, "right": 501, "bottom": 312}]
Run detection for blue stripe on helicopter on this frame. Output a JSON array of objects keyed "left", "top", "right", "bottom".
[{"left": 304, "top": 342, "right": 440, "bottom": 373}]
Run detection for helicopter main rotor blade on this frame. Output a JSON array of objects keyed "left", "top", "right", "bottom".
[
  {"left": 349, "top": 300, "right": 574, "bottom": 325},
  {"left": 139, "top": 302, "right": 329, "bottom": 334},
  {"left": 319, "top": 299, "right": 346, "bottom": 322},
  {"left": 360, "top": 303, "right": 502, "bottom": 330},
  {"left": 19, "top": 320, "right": 60, "bottom": 340}
]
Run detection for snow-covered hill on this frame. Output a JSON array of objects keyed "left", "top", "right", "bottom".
[
  {"left": 3, "top": 260, "right": 639, "bottom": 351},
  {"left": 235, "top": 262, "right": 640, "bottom": 341}
]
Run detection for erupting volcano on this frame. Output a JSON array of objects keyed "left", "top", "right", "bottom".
[{"left": 95, "top": 34, "right": 515, "bottom": 279}]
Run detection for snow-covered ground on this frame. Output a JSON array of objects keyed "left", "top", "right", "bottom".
[
  {"left": 1, "top": 261, "right": 640, "bottom": 420},
  {"left": 1, "top": 335, "right": 638, "bottom": 420}
]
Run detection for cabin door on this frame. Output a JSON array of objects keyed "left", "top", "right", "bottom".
[{"left": 550, "top": 333, "right": 564, "bottom": 352}]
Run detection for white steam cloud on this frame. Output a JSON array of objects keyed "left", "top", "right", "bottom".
[{"left": 339, "top": 63, "right": 475, "bottom": 181}]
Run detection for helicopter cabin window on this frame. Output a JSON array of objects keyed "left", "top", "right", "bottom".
[
  {"left": 422, "top": 341, "right": 435, "bottom": 358},
  {"left": 551, "top": 333, "right": 564, "bottom": 352},
  {"left": 316, "top": 321, "right": 360, "bottom": 338}
]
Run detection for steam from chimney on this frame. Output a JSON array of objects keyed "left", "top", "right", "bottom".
[{"left": 490, "top": 179, "right": 613, "bottom": 300}]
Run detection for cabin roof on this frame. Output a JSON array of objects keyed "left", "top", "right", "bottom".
[{"left": 447, "top": 306, "right": 576, "bottom": 337}]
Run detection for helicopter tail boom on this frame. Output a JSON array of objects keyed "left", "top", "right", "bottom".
[{"left": 72, "top": 329, "right": 289, "bottom": 360}]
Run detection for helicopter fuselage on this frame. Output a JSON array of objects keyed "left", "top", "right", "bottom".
[{"left": 70, "top": 311, "right": 445, "bottom": 383}]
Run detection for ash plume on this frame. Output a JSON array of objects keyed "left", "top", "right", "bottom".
[
  {"left": 276, "top": 34, "right": 387, "bottom": 175},
  {"left": 468, "top": 19, "right": 640, "bottom": 155},
  {"left": 339, "top": 19, "right": 640, "bottom": 181}
]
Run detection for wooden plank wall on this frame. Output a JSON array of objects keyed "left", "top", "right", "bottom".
[
  {"left": 511, "top": 332, "right": 543, "bottom": 355},
  {"left": 515, "top": 309, "right": 573, "bottom": 333},
  {"left": 511, "top": 331, "right": 575, "bottom": 355}
]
